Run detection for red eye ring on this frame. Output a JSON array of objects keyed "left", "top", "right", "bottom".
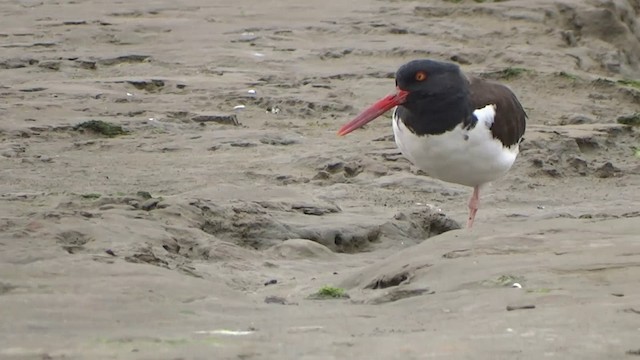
[{"left": 415, "top": 71, "right": 427, "bottom": 81}]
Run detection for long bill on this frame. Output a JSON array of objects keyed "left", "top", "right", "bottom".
[{"left": 337, "top": 89, "right": 409, "bottom": 136}]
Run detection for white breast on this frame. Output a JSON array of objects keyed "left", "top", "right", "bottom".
[{"left": 392, "top": 104, "right": 519, "bottom": 187}]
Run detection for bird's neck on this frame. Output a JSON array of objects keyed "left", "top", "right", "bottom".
[{"left": 396, "top": 92, "right": 475, "bottom": 136}]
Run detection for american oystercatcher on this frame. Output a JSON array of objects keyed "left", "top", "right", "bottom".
[{"left": 338, "top": 59, "right": 527, "bottom": 228}]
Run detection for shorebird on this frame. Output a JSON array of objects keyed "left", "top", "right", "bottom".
[{"left": 338, "top": 59, "right": 526, "bottom": 228}]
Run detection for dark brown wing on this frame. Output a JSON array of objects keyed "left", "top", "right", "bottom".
[{"left": 467, "top": 76, "right": 527, "bottom": 147}]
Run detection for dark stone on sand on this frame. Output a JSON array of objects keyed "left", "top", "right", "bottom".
[
  {"left": 191, "top": 114, "right": 239, "bottom": 126},
  {"left": 140, "top": 198, "right": 160, "bottom": 211},
  {"left": 264, "top": 279, "right": 278, "bottom": 286},
  {"left": 79, "top": 211, "right": 94, "bottom": 218},
  {"left": 450, "top": 54, "right": 471, "bottom": 65},
  {"left": 595, "top": 162, "right": 621, "bottom": 178},
  {"left": 506, "top": 304, "right": 536, "bottom": 311}
]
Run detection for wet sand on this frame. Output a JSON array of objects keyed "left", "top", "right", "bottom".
[{"left": 1, "top": 0, "right": 640, "bottom": 359}]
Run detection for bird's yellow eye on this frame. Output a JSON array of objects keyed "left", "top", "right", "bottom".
[{"left": 415, "top": 71, "right": 427, "bottom": 81}]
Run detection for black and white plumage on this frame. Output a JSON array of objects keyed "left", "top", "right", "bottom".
[{"left": 338, "top": 59, "right": 527, "bottom": 228}]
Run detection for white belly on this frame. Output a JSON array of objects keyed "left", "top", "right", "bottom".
[{"left": 391, "top": 105, "right": 519, "bottom": 187}]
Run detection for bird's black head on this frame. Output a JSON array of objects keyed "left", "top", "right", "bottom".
[
  {"left": 395, "top": 59, "right": 468, "bottom": 101},
  {"left": 393, "top": 59, "right": 473, "bottom": 135},
  {"left": 337, "top": 59, "right": 473, "bottom": 137}
]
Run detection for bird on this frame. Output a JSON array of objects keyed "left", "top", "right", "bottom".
[{"left": 337, "top": 59, "right": 526, "bottom": 228}]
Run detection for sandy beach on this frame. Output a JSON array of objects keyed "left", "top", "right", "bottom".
[{"left": 1, "top": 0, "right": 639, "bottom": 358}]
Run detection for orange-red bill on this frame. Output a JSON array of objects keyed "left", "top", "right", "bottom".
[{"left": 337, "top": 89, "right": 409, "bottom": 136}]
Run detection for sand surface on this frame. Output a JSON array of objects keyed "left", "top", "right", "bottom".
[{"left": 1, "top": 0, "right": 640, "bottom": 359}]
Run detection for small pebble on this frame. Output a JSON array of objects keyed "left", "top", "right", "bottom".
[
  {"left": 247, "top": 89, "right": 256, "bottom": 95},
  {"left": 140, "top": 198, "right": 160, "bottom": 211},
  {"left": 233, "top": 105, "right": 246, "bottom": 110},
  {"left": 512, "top": 283, "right": 522, "bottom": 288},
  {"left": 264, "top": 279, "right": 278, "bottom": 286}
]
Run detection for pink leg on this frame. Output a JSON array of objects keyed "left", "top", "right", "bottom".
[{"left": 467, "top": 186, "right": 480, "bottom": 228}]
